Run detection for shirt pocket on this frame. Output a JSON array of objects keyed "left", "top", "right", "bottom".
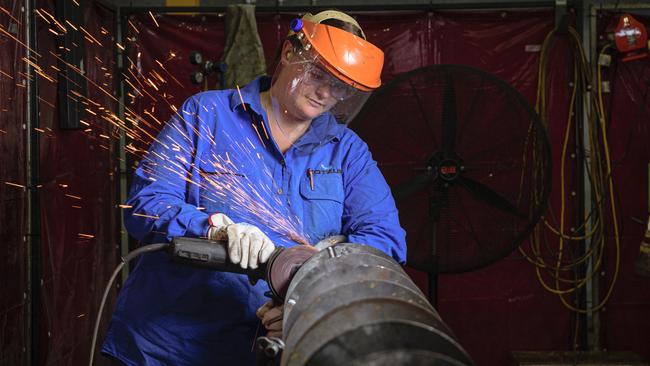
[
  {"left": 198, "top": 152, "right": 249, "bottom": 217},
  {"left": 299, "top": 170, "right": 344, "bottom": 241}
]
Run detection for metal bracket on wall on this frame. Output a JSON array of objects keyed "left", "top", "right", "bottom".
[
  {"left": 56, "top": 0, "right": 88, "bottom": 129},
  {"left": 555, "top": 0, "right": 568, "bottom": 33}
]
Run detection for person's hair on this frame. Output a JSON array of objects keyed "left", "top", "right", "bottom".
[{"left": 268, "top": 11, "right": 364, "bottom": 74}]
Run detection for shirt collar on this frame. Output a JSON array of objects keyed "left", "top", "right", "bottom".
[
  {"left": 230, "top": 76, "right": 346, "bottom": 151},
  {"left": 293, "top": 113, "right": 344, "bottom": 152},
  {"left": 229, "top": 75, "right": 269, "bottom": 115}
]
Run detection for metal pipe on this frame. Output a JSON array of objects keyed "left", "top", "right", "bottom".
[
  {"left": 281, "top": 244, "right": 474, "bottom": 366},
  {"left": 115, "top": 6, "right": 131, "bottom": 283},
  {"left": 25, "top": 0, "right": 42, "bottom": 364}
]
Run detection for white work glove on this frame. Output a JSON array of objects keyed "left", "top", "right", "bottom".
[{"left": 207, "top": 213, "right": 275, "bottom": 269}]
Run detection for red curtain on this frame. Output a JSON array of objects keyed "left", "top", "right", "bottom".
[
  {"left": 38, "top": 2, "right": 118, "bottom": 364},
  {"left": 597, "top": 12, "right": 650, "bottom": 361},
  {"left": 0, "top": 0, "right": 28, "bottom": 364}
]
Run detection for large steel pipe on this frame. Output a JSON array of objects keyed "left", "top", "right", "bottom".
[{"left": 280, "top": 244, "right": 474, "bottom": 366}]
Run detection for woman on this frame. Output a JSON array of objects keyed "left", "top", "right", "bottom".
[{"left": 102, "top": 10, "right": 406, "bottom": 365}]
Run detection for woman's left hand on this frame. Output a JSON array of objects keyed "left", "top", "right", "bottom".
[{"left": 256, "top": 300, "right": 284, "bottom": 338}]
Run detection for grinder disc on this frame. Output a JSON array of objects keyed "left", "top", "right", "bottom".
[{"left": 267, "top": 245, "right": 317, "bottom": 300}]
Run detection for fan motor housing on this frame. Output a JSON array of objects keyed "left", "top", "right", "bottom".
[{"left": 429, "top": 152, "right": 464, "bottom": 183}]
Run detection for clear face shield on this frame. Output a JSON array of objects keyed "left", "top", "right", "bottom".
[
  {"left": 269, "top": 49, "right": 371, "bottom": 124},
  {"left": 267, "top": 19, "right": 384, "bottom": 126}
]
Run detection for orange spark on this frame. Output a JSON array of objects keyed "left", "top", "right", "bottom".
[
  {"left": 150, "top": 70, "right": 165, "bottom": 84},
  {"left": 64, "top": 20, "right": 78, "bottom": 31},
  {"left": 0, "top": 25, "right": 42, "bottom": 57},
  {"left": 34, "top": 69, "right": 56, "bottom": 83},
  {"left": 146, "top": 77, "right": 159, "bottom": 91},
  {"left": 148, "top": 11, "right": 160, "bottom": 27},
  {"left": 155, "top": 61, "right": 183, "bottom": 87},
  {"left": 251, "top": 124, "right": 266, "bottom": 148},
  {"left": 236, "top": 85, "right": 246, "bottom": 111},
  {"left": 0, "top": 6, "right": 21, "bottom": 24},
  {"left": 259, "top": 119, "right": 270, "bottom": 140},
  {"left": 4, "top": 181, "right": 26, "bottom": 189},
  {"left": 132, "top": 212, "right": 160, "bottom": 219},
  {"left": 37, "top": 8, "right": 55, "bottom": 21},
  {"left": 80, "top": 26, "right": 103, "bottom": 46},
  {"left": 143, "top": 110, "right": 163, "bottom": 125},
  {"left": 0, "top": 70, "right": 13, "bottom": 79},
  {"left": 34, "top": 8, "right": 50, "bottom": 24},
  {"left": 128, "top": 19, "right": 140, "bottom": 34},
  {"left": 39, "top": 9, "right": 67, "bottom": 33},
  {"left": 37, "top": 96, "right": 55, "bottom": 108}
]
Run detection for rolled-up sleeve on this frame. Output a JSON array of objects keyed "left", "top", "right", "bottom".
[{"left": 341, "top": 136, "right": 407, "bottom": 264}]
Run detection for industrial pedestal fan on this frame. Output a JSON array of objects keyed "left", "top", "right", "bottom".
[{"left": 350, "top": 65, "right": 551, "bottom": 302}]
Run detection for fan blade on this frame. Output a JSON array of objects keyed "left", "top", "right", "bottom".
[
  {"left": 457, "top": 176, "right": 527, "bottom": 219},
  {"left": 441, "top": 74, "right": 458, "bottom": 155},
  {"left": 392, "top": 171, "right": 435, "bottom": 201}
]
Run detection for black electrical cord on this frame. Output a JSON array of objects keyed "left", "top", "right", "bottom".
[{"left": 88, "top": 243, "right": 170, "bottom": 366}]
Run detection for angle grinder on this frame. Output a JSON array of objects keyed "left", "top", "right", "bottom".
[{"left": 170, "top": 236, "right": 317, "bottom": 300}]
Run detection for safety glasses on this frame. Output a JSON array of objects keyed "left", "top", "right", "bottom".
[{"left": 302, "top": 64, "right": 356, "bottom": 101}]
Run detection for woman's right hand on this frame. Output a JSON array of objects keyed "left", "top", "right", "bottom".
[
  {"left": 226, "top": 223, "right": 275, "bottom": 269},
  {"left": 207, "top": 213, "right": 275, "bottom": 269}
]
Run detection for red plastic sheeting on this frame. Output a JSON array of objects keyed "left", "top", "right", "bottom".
[
  {"left": 124, "top": 13, "right": 225, "bottom": 158},
  {"left": 0, "top": 0, "right": 27, "bottom": 364},
  {"left": 597, "top": 11, "right": 650, "bottom": 361},
  {"left": 38, "top": 2, "right": 119, "bottom": 364}
]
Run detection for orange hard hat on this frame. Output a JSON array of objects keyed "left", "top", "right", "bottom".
[{"left": 294, "top": 19, "right": 384, "bottom": 91}]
